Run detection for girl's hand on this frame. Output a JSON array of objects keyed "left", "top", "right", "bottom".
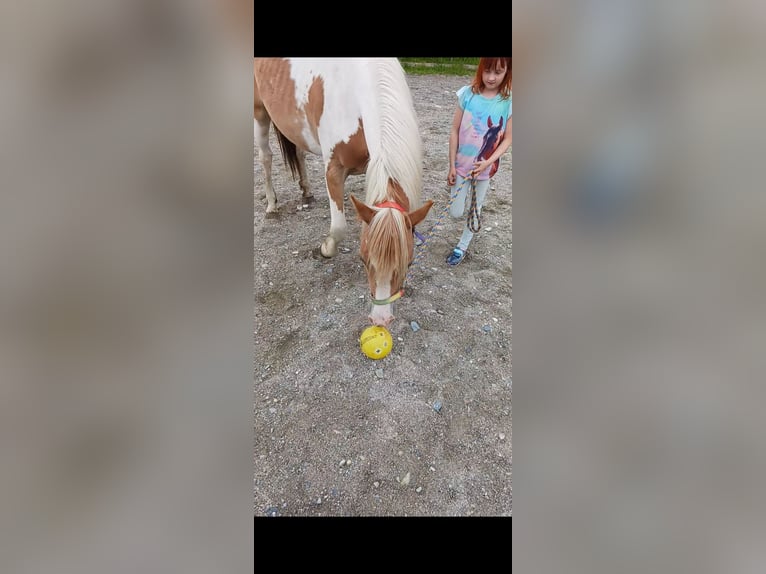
[
  {"left": 447, "top": 166, "right": 457, "bottom": 187},
  {"left": 472, "top": 159, "right": 491, "bottom": 175}
]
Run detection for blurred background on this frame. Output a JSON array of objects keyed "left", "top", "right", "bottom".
[
  {"left": 0, "top": 0, "right": 253, "bottom": 572},
  {"left": 5, "top": 0, "right": 766, "bottom": 567},
  {"left": 514, "top": 0, "right": 766, "bottom": 572}
]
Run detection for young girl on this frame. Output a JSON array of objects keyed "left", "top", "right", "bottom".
[{"left": 446, "top": 57, "right": 512, "bottom": 266}]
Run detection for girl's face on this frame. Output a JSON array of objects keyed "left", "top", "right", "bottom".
[{"left": 482, "top": 64, "right": 507, "bottom": 90}]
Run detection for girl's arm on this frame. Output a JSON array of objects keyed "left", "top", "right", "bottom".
[
  {"left": 447, "top": 106, "right": 463, "bottom": 185},
  {"left": 492, "top": 115, "right": 512, "bottom": 159},
  {"left": 448, "top": 106, "right": 462, "bottom": 167}
]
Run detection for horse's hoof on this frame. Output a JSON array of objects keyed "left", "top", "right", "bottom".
[
  {"left": 265, "top": 209, "right": 279, "bottom": 219},
  {"left": 320, "top": 238, "right": 337, "bottom": 258},
  {"left": 303, "top": 195, "right": 316, "bottom": 204},
  {"left": 311, "top": 247, "right": 332, "bottom": 260}
]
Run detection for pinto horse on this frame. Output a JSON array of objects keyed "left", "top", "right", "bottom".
[{"left": 253, "top": 58, "right": 433, "bottom": 326}]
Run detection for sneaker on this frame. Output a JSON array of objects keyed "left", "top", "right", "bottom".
[{"left": 446, "top": 247, "right": 466, "bottom": 266}]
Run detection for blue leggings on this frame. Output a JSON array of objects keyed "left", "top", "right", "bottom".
[{"left": 449, "top": 176, "right": 491, "bottom": 251}]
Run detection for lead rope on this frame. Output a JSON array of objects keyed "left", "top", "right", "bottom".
[
  {"left": 370, "top": 175, "right": 474, "bottom": 305},
  {"left": 466, "top": 176, "right": 481, "bottom": 233},
  {"left": 404, "top": 175, "right": 474, "bottom": 284}
]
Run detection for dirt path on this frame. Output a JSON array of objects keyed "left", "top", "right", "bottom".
[{"left": 254, "top": 72, "right": 511, "bottom": 516}]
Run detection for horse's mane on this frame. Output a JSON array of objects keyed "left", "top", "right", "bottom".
[{"left": 363, "top": 59, "right": 423, "bottom": 208}]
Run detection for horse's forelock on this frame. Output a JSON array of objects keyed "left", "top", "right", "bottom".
[{"left": 365, "top": 209, "right": 410, "bottom": 287}]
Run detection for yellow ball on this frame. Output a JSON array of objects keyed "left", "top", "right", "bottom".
[{"left": 359, "top": 325, "right": 393, "bottom": 360}]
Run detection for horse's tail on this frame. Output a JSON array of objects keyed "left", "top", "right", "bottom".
[{"left": 274, "top": 127, "right": 301, "bottom": 180}]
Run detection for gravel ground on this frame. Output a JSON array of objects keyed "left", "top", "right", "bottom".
[{"left": 254, "top": 72, "right": 511, "bottom": 516}]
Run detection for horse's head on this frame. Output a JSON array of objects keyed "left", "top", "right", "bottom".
[
  {"left": 350, "top": 194, "right": 433, "bottom": 327},
  {"left": 477, "top": 116, "right": 504, "bottom": 161}
]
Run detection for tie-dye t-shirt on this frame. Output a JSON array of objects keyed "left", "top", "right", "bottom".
[{"left": 454, "top": 85, "right": 512, "bottom": 180}]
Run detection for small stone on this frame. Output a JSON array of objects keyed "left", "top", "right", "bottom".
[
  {"left": 499, "top": 433, "right": 506, "bottom": 440},
  {"left": 492, "top": 317, "right": 498, "bottom": 322},
  {"left": 397, "top": 337, "right": 404, "bottom": 342},
  {"left": 340, "top": 459, "right": 346, "bottom": 467},
  {"left": 268, "top": 407, "right": 276, "bottom": 414},
  {"left": 416, "top": 487, "right": 423, "bottom": 493},
  {"left": 432, "top": 400, "right": 442, "bottom": 413},
  {"left": 335, "top": 297, "right": 343, "bottom": 303},
  {"left": 410, "top": 321, "right": 420, "bottom": 332},
  {"left": 373, "top": 481, "right": 380, "bottom": 488},
  {"left": 401, "top": 472, "right": 411, "bottom": 486},
  {"left": 265, "top": 506, "right": 279, "bottom": 517},
  {"left": 398, "top": 450, "right": 403, "bottom": 456},
  {"left": 375, "top": 369, "right": 384, "bottom": 379},
  {"left": 482, "top": 325, "right": 492, "bottom": 332},
  {"left": 429, "top": 466, "right": 436, "bottom": 472},
  {"left": 291, "top": 250, "right": 299, "bottom": 255}
]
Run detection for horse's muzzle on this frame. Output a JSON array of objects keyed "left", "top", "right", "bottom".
[{"left": 369, "top": 311, "right": 394, "bottom": 327}]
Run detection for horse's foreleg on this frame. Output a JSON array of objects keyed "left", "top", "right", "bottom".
[
  {"left": 254, "top": 114, "right": 277, "bottom": 214},
  {"left": 296, "top": 149, "right": 314, "bottom": 203},
  {"left": 320, "top": 162, "right": 347, "bottom": 258}
]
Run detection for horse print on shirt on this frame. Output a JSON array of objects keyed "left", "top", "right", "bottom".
[{"left": 475, "top": 116, "right": 504, "bottom": 178}]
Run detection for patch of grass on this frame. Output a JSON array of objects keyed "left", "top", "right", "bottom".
[{"left": 398, "top": 58, "right": 477, "bottom": 76}]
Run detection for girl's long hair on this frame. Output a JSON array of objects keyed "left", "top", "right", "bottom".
[{"left": 470, "top": 57, "right": 512, "bottom": 99}]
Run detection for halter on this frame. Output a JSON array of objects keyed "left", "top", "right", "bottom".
[
  {"left": 370, "top": 289, "right": 405, "bottom": 305},
  {"left": 374, "top": 201, "right": 406, "bottom": 212}
]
